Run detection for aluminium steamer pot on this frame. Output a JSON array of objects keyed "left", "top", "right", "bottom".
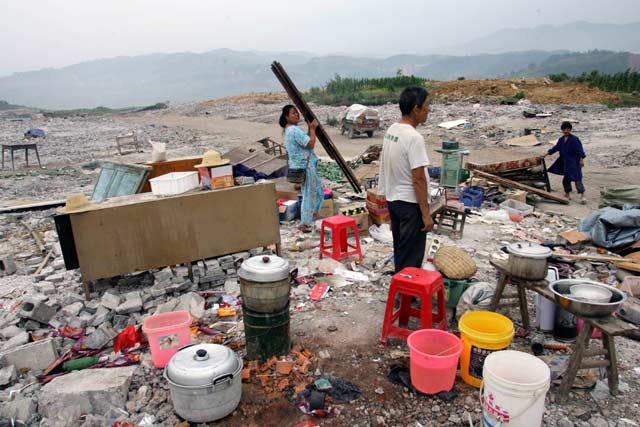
[
  {"left": 238, "top": 255, "right": 296, "bottom": 313},
  {"left": 506, "top": 241, "right": 552, "bottom": 280},
  {"left": 164, "top": 343, "right": 242, "bottom": 423}
]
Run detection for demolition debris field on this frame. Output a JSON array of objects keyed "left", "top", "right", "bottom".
[{"left": 0, "top": 81, "right": 640, "bottom": 426}]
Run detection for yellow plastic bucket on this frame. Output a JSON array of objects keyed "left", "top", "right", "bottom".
[{"left": 458, "top": 311, "right": 514, "bottom": 388}]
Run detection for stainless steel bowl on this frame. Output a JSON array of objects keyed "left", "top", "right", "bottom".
[
  {"left": 549, "top": 279, "right": 627, "bottom": 318},
  {"left": 569, "top": 284, "right": 613, "bottom": 304}
]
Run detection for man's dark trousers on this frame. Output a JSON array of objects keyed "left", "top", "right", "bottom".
[{"left": 387, "top": 200, "right": 427, "bottom": 273}]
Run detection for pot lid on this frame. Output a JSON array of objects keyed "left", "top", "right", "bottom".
[
  {"left": 238, "top": 255, "right": 290, "bottom": 282},
  {"left": 165, "top": 344, "right": 239, "bottom": 387},
  {"left": 507, "top": 241, "right": 552, "bottom": 259}
]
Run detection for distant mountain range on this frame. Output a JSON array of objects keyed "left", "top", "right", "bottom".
[
  {"left": 453, "top": 21, "right": 640, "bottom": 54},
  {"left": 0, "top": 21, "right": 639, "bottom": 109}
]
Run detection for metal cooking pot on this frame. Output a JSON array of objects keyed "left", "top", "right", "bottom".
[
  {"left": 164, "top": 343, "right": 242, "bottom": 423},
  {"left": 506, "top": 241, "right": 552, "bottom": 280},
  {"left": 238, "top": 255, "right": 295, "bottom": 313}
]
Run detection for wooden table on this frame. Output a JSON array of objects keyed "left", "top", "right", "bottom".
[
  {"left": 2, "top": 143, "right": 42, "bottom": 170},
  {"left": 489, "top": 259, "right": 636, "bottom": 401},
  {"left": 55, "top": 184, "right": 282, "bottom": 299}
]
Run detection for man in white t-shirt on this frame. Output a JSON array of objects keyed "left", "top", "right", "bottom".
[{"left": 378, "top": 87, "right": 432, "bottom": 273}]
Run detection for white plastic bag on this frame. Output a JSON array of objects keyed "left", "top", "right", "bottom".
[
  {"left": 369, "top": 223, "right": 393, "bottom": 244},
  {"left": 149, "top": 140, "right": 167, "bottom": 162}
]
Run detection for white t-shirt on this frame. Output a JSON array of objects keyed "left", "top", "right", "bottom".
[{"left": 378, "top": 123, "right": 430, "bottom": 203}]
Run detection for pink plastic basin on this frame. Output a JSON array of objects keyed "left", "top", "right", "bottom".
[
  {"left": 142, "top": 311, "right": 192, "bottom": 368},
  {"left": 408, "top": 329, "right": 463, "bottom": 394}
]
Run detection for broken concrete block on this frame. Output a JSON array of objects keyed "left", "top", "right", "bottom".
[
  {"left": 44, "top": 272, "right": 65, "bottom": 283},
  {"left": 91, "top": 306, "right": 111, "bottom": 327},
  {"left": 101, "top": 290, "right": 122, "bottom": 310},
  {"left": 33, "top": 281, "right": 56, "bottom": 295},
  {"left": 112, "top": 315, "right": 129, "bottom": 330},
  {"left": 115, "top": 295, "right": 142, "bottom": 315},
  {"left": 0, "top": 365, "right": 17, "bottom": 386},
  {"left": 83, "top": 299, "right": 100, "bottom": 314},
  {"left": 175, "top": 292, "right": 205, "bottom": 319},
  {"left": 84, "top": 324, "right": 118, "bottom": 350},
  {"left": 165, "top": 280, "right": 192, "bottom": 294},
  {"left": 38, "top": 366, "right": 137, "bottom": 418},
  {"left": 24, "top": 320, "right": 41, "bottom": 331},
  {"left": 154, "top": 299, "right": 179, "bottom": 315},
  {"left": 0, "top": 325, "right": 24, "bottom": 340},
  {"left": 0, "top": 255, "right": 17, "bottom": 276},
  {"left": 78, "top": 312, "right": 96, "bottom": 327},
  {"left": 62, "top": 293, "right": 84, "bottom": 306},
  {"left": 61, "top": 301, "right": 84, "bottom": 318},
  {"left": 0, "top": 397, "right": 37, "bottom": 422},
  {"left": 2, "top": 331, "right": 29, "bottom": 351},
  {"left": 19, "top": 297, "right": 57, "bottom": 325},
  {"left": 0, "top": 338, "right": 57, "bottom": 371},
  {"left": 224, "top": 279, "right": 241, "bottom": 298}
]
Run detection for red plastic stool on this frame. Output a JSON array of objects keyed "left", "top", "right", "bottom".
[
  {"left": 319, "top": 215, "right": 363, "bottom": 262},
  {"left": 380, "top": 267, "right": 447, "bottom": 345}
]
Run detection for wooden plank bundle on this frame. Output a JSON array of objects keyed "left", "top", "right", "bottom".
[
  {"left": 271, "top": 61, "right": 362, "bottom": 193},
  {"left": 471, "top": 169, "right": 569, "bottom": 204}
]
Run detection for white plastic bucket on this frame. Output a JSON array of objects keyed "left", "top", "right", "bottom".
[{"left": 481, "top": 350, "right": 550, "bottom": 427}]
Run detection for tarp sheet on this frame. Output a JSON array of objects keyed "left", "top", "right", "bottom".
[
  {"left": 338, "top": 104, "right": 379, "bottom": 121},
  {"left": 600, "top": 186, "right": 640, "bottom": 209},
  {"left": 578, "top": 207, "right": 640, "bottom": 249}
]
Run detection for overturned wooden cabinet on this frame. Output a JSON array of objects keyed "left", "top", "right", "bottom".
[{"left": 55, "top": 183, "right": 281, "bottom": 298}]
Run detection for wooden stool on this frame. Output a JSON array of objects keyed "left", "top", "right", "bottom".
[
  {"left": 2, "top": 143, "right": 42, "bottom": 170},
  {"left": 433, "top": 206, "right": 466, "bottom": 238},
  {"left": 489, "top": 259, "right": 636, "bottom": 401}
]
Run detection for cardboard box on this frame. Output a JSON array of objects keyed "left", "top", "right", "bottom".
[
  {"left": 366, "top": 188, "right": 387, "bottom": 206},
  {"left": 366, "top": 200, "right": 389, "bottom": 215},
  {"left": 210, "top": 165, "right": 233, "bottom": 178},
  {"left": 505, "top": 190, "right": 527, "bottom": 204},
  {"left": 278, "top": 200, "right": 299, "bottom": 222},
  {"left": 211, "top": 175, "right": 234, "bottom": 189},
  {"left": 348, "top": 212, "right": 370, "bottom": 235},
  {"left": 369, "top": 212, "right": 390, "bottom": 226},
  {"left": 318, "top": 198, "right": 335, "bottom": 218}
]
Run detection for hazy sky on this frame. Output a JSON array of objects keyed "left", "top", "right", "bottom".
[{"left": 2, "top": 0, "right": 639, "bottom": 76}]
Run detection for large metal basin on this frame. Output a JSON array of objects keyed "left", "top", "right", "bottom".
[{"left": 549, "top": 279, "right": 627, "bottom": 318}]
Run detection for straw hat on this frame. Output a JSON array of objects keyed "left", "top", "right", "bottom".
[
  {"left": 194, "top": 150, "right": 230, "bottom": 168},
  {"left": 56, "top": 194, "right": 97, "bottom": 214},
  {"left": 434, "top": 246, "right": 477, "bottom": 279}
]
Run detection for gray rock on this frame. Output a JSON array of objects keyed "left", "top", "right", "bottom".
[
  {"left": 101, "top": 291, "right": 122, "bottom": 310},
  {"left": 115, "top": 295, "right": 142, "bottom": 315},
  {"left": 112, "top": 315, "right": 129, "bottom": 330},
  {"left": 62, "top": 301, "right": 84, "bottom": 317},
  {"left": 62, "top": 293, "right": 84, "bottom": 306},
  {"left": 154, "top": 268, "right": 174, "bottom": 284},
  {"left": 2, "top": 331, "right": 29, "bottom": 351},
  {"left": 39, "top": 366, "right": 137, "bottom": 418},
  {"left": 24, "top": 320, "right": 41, "bottom": 331},
  {"left": 84, "top": 324, "right": 118, "bottom": 350},
  {"left": 0, "top": 365, "right": 17, "bottom": 386},
  {"left": 175, "top": 292, "right": 205, "bottom": 319},
  {"left": 224, "top": 279, "right": 241, "bottom": 297},
  {"left": 0, "top": 397, "right": 37, "bottom": 422},
  {"left": 92, "top": 306, "right": 112, "bottom": 327},
  {"left": 150, "top": 285, "right": 167, "bottom": 298},
  {"left": 558, "top": 417, "right": 574, "bottom": 427},
  {"left": 45, "top": 272, "right": 65, "bottom": 283},
  {"left": 34, "top": 281, "right": 56, "bottom": 295},
  {"left": 0, "top": 337, "right": 57, "bottom": 371},
  {"left": 155, "top": 299, "right": 179, "bottom": 315},
  {"left": 0, "top": 255, "right": 17, "bottom": 276},
  {"left": 84, "top": 300, "right": 100, "bottom": 314},
  {"left": 165, "top": 280, "right": 192, "bottom": 294},
  {"left": 0, "top": 325, "right": 25, "bottom": 340}
]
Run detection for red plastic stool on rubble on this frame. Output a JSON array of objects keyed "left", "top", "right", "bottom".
[
  {"left": 380, "top": 267, "right": 448, "bottom": 345},
  {"left": 319, "top": 215, "right": 363, "bottom": 262}
]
